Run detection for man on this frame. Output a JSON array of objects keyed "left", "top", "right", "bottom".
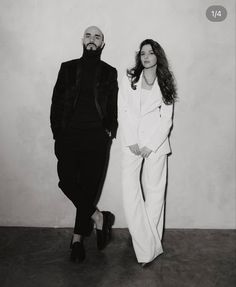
[{"left": 50, "top": 26, "right": 118, "bottom": 262}]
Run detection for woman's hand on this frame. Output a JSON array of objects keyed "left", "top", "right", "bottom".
[
  {"left": 128, "top": 144, "right": 141, "bottom": 156},
  {"left": 140, "top": 146, "right": 152, "bottom": 158}
]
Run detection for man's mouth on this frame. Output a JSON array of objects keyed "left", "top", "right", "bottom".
[{"left": 86, "top": 43, "right": 97, "bottom": 49}]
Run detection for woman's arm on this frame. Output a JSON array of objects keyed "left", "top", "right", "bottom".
[
  {"left": 145, "top": 102, "right": 173, "bottom": 152},
  {"left": 118, "top": 76, "right": 139, "bottom": 147}
]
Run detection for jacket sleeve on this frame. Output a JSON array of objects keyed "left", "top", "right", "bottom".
[
  {"left": 118, "top": 76, "right": 139, "bottom": 146},
  {"left": 146, "top": 102, "right": 173, "bottom": 152},
  {"left": 106, "top": 68, "right": 119, "bottom": 139},
  {"left": 50, "top": 63, "right": 66, "bottom": 140}
]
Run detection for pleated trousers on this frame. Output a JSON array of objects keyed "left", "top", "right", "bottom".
[{"left": 122, "top": 148, "right": 167, "bottom": 263}]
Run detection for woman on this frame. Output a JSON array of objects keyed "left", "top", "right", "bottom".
[{"left": 118, "top": 39, "right": 177, "bottom": 266}]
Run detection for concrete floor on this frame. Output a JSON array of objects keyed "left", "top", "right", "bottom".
[{"left": 0, "top": 227, "right": 235, "bottom": 287}]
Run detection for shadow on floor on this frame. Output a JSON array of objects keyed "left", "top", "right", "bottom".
[{"left": 0, "top": 227, "right": 235, "bottom": 287}]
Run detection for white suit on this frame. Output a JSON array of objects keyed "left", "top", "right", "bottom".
[{"left": 118, "top": 74, "right": 173, "bottom": 263}]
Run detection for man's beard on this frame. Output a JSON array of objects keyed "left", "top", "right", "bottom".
[
  {"left": 86, "top": 43, "right": 98, "bottom": 50},
  {"left": 82, "top": 43, "right": 104, "bottom": 58}
]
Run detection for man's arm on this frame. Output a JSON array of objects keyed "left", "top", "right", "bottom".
[
  {"left": 50, "top": 63, "right": 66, "bottom": 140},
  {"left": 106, "top": 68, "right": 118, "bottom": 139}
]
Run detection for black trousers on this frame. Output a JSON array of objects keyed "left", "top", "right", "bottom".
[{"left": 54, "top": 127, "right": 111, "bottom": 235}]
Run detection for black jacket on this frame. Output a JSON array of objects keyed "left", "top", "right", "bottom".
[{"left": 50, "top": 58, "right": 118, "bottom": 140}]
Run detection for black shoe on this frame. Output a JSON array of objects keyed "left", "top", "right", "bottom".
[
  {"left": 96, "top": 211, "right": 115, "bottom": 250},
  {"left": 70, "top": 241, "right": 85, "bottom": 262}
]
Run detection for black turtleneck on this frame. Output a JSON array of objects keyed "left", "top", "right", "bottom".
[{"left": 68, "top": 46, "right": 103, "bottom": 131}]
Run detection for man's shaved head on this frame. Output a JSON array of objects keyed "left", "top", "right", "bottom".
[{"left": 82, "top": 26, "right": 104, "bottom": 50}]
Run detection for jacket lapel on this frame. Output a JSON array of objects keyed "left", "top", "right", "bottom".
[
  {"left": 93, "top": 63, "right": 103, "bottom": 119},
  {"left": 136, "top": 72, "right": 162, "bottom": 116}
]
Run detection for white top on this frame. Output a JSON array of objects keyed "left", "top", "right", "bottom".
[{"left": 141, "top": 87, "right": 152, "bottom": 107}]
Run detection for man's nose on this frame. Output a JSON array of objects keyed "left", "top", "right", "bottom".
[{"left": 90, "top": 36, "right": 95, "bottom": 43}]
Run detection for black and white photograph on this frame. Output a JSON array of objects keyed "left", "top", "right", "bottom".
[{"left": 0, "top": 0, "right": 235, "bottom": 286}]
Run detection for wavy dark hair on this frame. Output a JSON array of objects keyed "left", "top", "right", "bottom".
[{"left": 127, "top": 39, "right": 177, "bottom": 105}]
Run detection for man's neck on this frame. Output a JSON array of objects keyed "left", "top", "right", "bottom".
[{"left": 82, "top": 45, "right": 102, "bottom": 63}]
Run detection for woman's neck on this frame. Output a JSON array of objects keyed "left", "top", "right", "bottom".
[
  {"left": 143, "top": 64, "right": 157, "bottom": 77},
  {"left": 142, "top": 65, "right": 157, "bottom": 90}
]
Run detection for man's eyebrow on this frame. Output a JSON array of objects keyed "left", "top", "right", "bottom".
[{"left": 85, "top": 32, "right": 101, "bottom": 38}]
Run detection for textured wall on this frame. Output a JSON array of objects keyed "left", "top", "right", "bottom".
[{"left": 0, "top": 0, "right": 235, "bottom": 228}]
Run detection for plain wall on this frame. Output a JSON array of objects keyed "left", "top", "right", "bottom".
[{"left": 0, "top": 0, "right": 235, "bottom": 228}]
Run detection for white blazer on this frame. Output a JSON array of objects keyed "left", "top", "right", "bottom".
[{"left": 118, "top": 73, "right": 173, "bottom": 156}]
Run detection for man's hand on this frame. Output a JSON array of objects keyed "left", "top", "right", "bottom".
[
  {"left": 128, "top": 144, "right": 141, "bottom": 156},
  {"left": 105, "top": 129, "right": 112, "bottom": 138},
  {"left": 140, "top": 146, "right": 152, "bottom": 158}
]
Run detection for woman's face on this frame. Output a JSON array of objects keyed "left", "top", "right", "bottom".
[{"left": 140, "top": 44, "right": 157, "bottom": 69}]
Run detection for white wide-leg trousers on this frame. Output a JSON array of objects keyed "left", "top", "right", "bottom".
[{"left": 122, "top": 149, "right": 167, "bottom": 263}]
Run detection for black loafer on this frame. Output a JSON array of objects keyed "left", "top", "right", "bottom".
[
  {"left": 96, "top": 211, "right": 115, "bottom": 250},
  {"left": 70, "top": 241, "right": 85, "bottom": 262}
]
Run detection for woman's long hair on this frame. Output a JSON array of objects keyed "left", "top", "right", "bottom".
[{"left": 127, "top": 39, "right": 177, "bottom": 104}]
